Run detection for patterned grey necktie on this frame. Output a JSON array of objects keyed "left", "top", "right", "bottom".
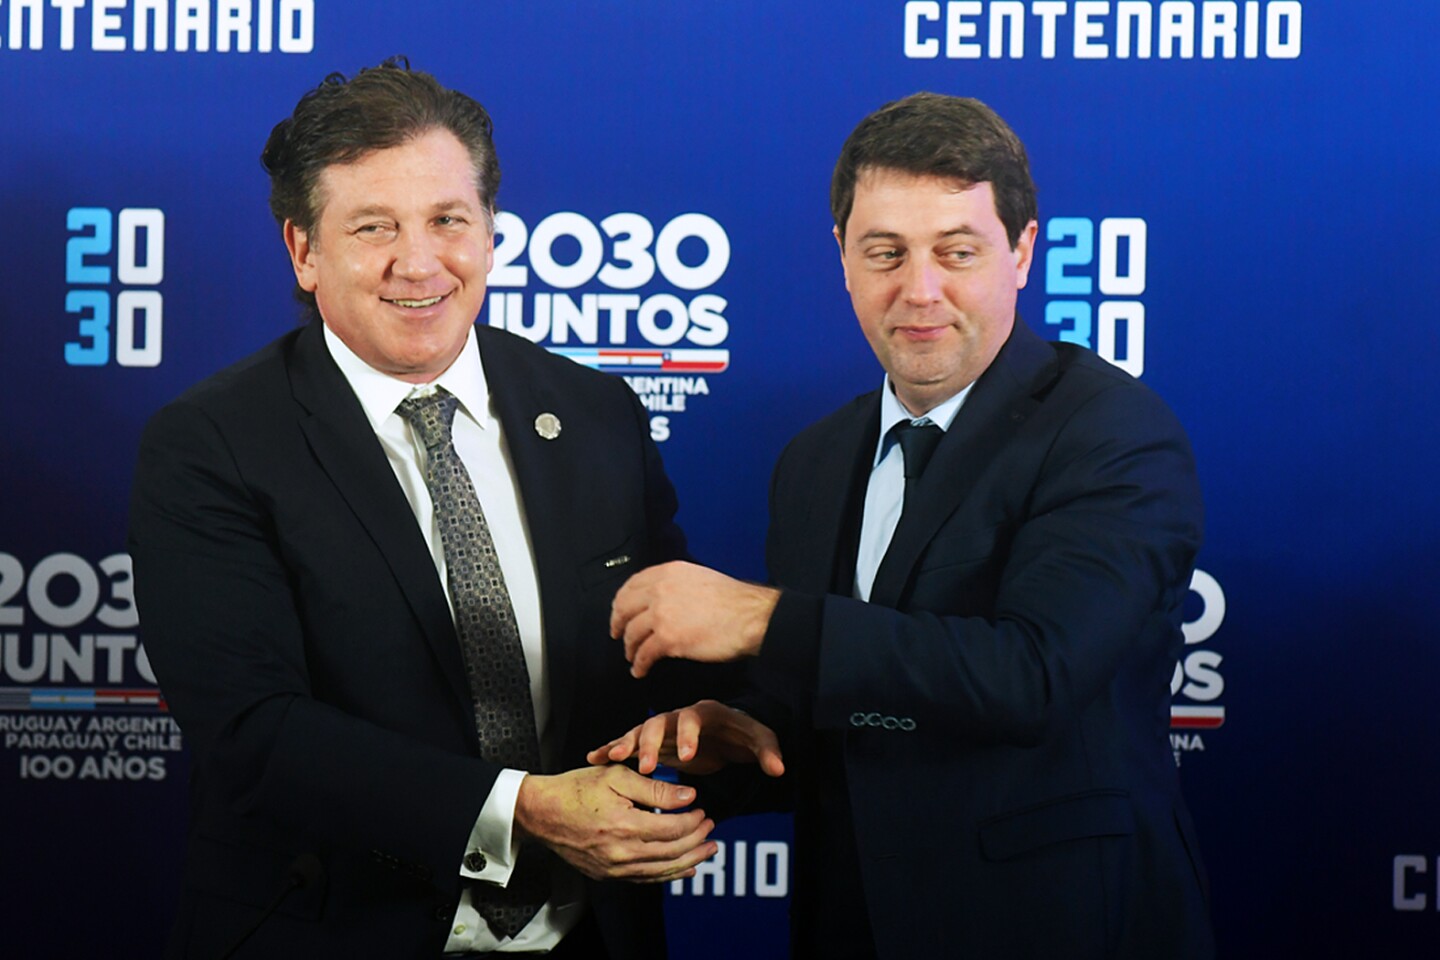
[{"left": 397, "top": 388, "right": 548, "bottom": 939}]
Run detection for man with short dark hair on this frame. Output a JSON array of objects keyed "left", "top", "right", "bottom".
[
  {"left": 595, "top": 93, "right": 1216, "bottom": 958},
  {"left": 130, "top": 60, "right": 717, "bottom": 958}
]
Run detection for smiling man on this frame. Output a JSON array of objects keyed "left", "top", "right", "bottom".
[
  {"left": 129, "top": 61, "right": 720, "bottom": 959},
  {"left": 595, "top": 94, "right": 1216, "bottom": 958}
]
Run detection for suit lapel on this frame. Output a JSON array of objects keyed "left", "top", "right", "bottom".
[
  {"left": 285, "top": 321, "right": 475, "bottom": 719},
  {"left": 869, "top": 319, "right": 1059, "bottom": 609},
  {"left": 791, "top": 395, "right": 880, "bottom": 596}
]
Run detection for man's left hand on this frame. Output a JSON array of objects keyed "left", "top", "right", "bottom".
[
  {"left": 587, "top": 699, "right": 785, "bottom": 778},
  {"left": 610, "top": 561, "right": 779, "bottom": 678}
]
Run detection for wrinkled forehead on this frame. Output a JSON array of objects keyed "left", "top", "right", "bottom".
[
  {"left": 846, "top": 170, "right": 999, "bottom": 228},
  {"left": 853, "top": 166, "right": 989, "bottom": 201},
  {"left": 844, "top": 166, "right": 998, "bottom": 233},
  {"left": 306, "top": 131, "right": 493, "bottom": 223}
]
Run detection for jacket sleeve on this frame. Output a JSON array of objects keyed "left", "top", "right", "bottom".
[
  {"left": 129, "top": 398, "right": 497, "bottom": 893},
  {"left": 749, "top": 380, "right": 1202, "bottom": 749}
]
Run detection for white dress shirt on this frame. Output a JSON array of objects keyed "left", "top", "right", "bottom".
[
  {"left": 854, "top": 377, "right": 974, "bottom": 601},
  {"left": 323, "top": 323, "right": 582, "bottom": 952}
]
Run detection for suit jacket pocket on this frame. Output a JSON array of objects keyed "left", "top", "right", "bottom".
[
  {"left": 916, "top": 523, "right": 1004, "bottom": 573},
  {"left": 579, "top": 536, "right": 639, "bottom": 589},
  {"left": 911, "top": 523, "right": 1007, "bottom": 615},
  {"left": 190, "top": 831, "right": 327, "bottom": 920},
  {"left": 978, "top": 789, "right": 1135, "bottom": 861}
]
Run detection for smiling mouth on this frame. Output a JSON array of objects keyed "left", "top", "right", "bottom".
[{"left": 383, "top": 294, "right": 447, "bottom": 308}]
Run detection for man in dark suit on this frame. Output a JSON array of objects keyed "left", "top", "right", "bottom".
[
  {"left": 596, "top": 93, "right": 1215, "bottom": 958},
  {"left": 129, "top": 61, "right": 719, "bottom": 959}
]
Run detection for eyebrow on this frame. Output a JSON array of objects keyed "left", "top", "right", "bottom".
[
  {"left": 857, "top": 225, "right": 984, "bottom": 243},
  {"left": 341, "top": 199, "right": 478, "bottom": 221}
]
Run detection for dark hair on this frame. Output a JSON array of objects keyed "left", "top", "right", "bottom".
[
  {"left": 830, "top": 92, "right": 1037, "bottom": 249},
  {"left": 261, "top": 57, "right": 500, "bottom": 315}
]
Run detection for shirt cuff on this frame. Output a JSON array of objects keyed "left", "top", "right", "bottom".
[{"left": 458, "top": 768, "right": 527, "bottom": 886}]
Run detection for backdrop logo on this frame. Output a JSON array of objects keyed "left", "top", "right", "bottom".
[
  {"left": 64, "top": 206, "right": 164, "bottom": 367},
  {"left": 0, "top": 551, "right": 180, "bottom": 784},
  {"left": 1393, "top": 856, "right": 1440, "bottom": 912},
  {"left": 1043, "top": 215, "right": 1146, "bottom": 378},
  {"left": 486, "top": 210, "right": 732, "bottom": 442},
  {"left": 668, "top": 839, "right": 790, "bottom": 899},
  {"left": 1170, "top": 567, "right": 1225, "bottom": 765},
  {"left": 904, "top": 1, "right": 1302, "bottom": 60},
  {"left": 1, "top": 0, "right": 315, "bottom": 53}
]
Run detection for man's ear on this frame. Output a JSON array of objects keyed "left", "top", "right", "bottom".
[
  {"left": 833, "top": 225, "right": 851, "bottom": 294},
  {"left": 484, "top": 215, "right": 495, "bottom": 276},
  {"left": 1013, "top": 219, "right": 1038, "bottom": 291},
  {"left": 283, "top": 220, "right": 319, "bottom": 292}
]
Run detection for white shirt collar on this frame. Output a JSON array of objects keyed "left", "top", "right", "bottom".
[
  {"left": 321, "top": 323, "right": 491, "bottom": 430},
  {"left": 872, "top": 375, "right": 974, "bottom": 468}
]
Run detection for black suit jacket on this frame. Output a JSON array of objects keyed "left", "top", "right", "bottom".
[
  {"left": 746, "top": 319, "right": 1215, "bottom": 958},
  {"left": 129, "top": 320, "right": 694, "bottom": 959}
]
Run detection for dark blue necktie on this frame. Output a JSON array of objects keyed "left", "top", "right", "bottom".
[{"left": 893, "top": 420, "right": 944, "bottom": 513}]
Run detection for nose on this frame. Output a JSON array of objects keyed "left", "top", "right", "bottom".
[
  {"left": 392, "top": 229, "right": 442, "bottom": 281},
  {"left": 900, "top": 257, "right": 942, "bottom": 306}
]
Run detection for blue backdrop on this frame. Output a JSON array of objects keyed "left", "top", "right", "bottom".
[{"left": 3, "top": 2, "right": 1437, "bottom": 956}]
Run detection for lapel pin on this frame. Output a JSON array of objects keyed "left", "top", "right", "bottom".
[{"left": 534, "top": 412, "right": 562, "bottom": 440}]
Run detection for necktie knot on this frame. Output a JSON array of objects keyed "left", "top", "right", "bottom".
[
  {"left": 893, "top": 420, "right": 944, "bottom": 480},
  {"left": 397, "top": 388, "right": 459, "bottom": 452}
]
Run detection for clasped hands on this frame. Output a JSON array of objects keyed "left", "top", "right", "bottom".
[
  {"left": 521, "top": 563, "right": 784, "bottom": 883},
  {"left": 514, "top": 764, "right": 715, "bottom": 883}
]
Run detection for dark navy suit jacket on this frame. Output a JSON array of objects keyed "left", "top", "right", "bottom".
[
  {"left": 129, "top": 320, "right": 694, "bottom": 958},
  {"left": 746, "top": 318, "right": 1215, "bottom": 959}
]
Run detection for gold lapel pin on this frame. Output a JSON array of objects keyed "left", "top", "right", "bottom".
[{"left": 534, "top": 412, "right": 562, "bottom": 440}]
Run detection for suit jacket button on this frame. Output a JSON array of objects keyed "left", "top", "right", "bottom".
[
  {"left": 463, "top": 850, "right": 487, "bottom": 872},
  {"left": 435, "top": 904, "right": 453, "bottom": 921}
]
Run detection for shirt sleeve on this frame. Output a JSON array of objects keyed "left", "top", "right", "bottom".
[{"left": 458, "top": 768, "right": 528, "bottom": 885}]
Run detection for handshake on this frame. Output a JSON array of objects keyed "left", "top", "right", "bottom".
[{"left": 517, "top": 561, "right": 785, "bottom": 884}]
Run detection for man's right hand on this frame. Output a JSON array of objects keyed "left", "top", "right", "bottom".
[
  {"left": 586, "top": 699, "right": 785, "bottom": 778},
  {"left": 514, "top": 765, "right": 716, "bottom": 882}
]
